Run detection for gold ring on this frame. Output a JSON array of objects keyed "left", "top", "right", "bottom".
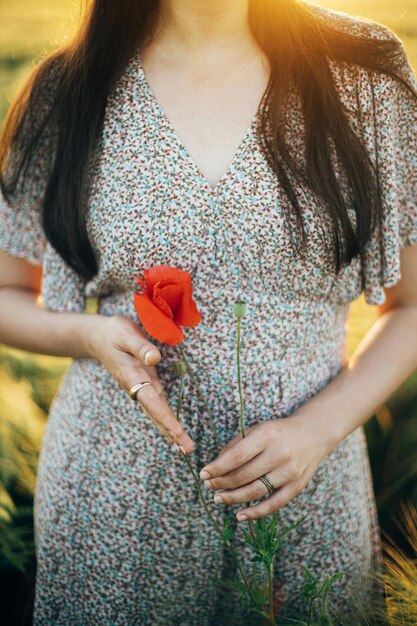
[
  {"left": 257, "top": 474, "right": 276, "bottom": 495},
  {"left": 128, "top": 381, "right": 152, "bottom": 401}
]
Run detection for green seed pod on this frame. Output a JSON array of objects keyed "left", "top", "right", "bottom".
[
  {"left": 318, "top": 613, "right": 332, "bottom": 626},
  {"left": 233, "top": 300, "right": 247, "bottom": 319},
  {"left": 172, "top": 360, "right": 187, "bottom": 376}
]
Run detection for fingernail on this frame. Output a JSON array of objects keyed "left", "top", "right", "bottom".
[
  {"left": 145, "top": 350, "right": 156, "bottom": 364},
  {"left": 177, "top": 445, "right": 186, "bottom": 455},
  {"left": 200, "top": 470, "right": 210, "bottom": 480},
  {"left": 204, "top": 480, "right": 212, "bottom": 489},
  {"left": 237, "top": 513, "right": 248, "bottom": 522},
  {"left": 214, "top": 494, "right": 223, "bottom": 504}
]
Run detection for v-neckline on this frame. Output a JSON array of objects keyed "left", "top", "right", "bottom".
[{"left": 135, "top": 49, "right": 261, "bottom": 198}]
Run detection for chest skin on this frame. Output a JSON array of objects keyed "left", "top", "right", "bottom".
[{"left": 138, "top": 46, "right": 271, "bottom": 189}]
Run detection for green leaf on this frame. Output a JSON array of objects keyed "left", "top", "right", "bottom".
[
  {"left": 221, "top": 513, "right": 234, "bottom": 545},
  {"left": 243, "top": 512, "right": 308, "bottom": 570},
  {"left": 327, "top": 572, "right": 345, "bottom": 585},
  {"left": 300, "top": 566, "right": 319, "bottom": 599},
  {"left": 218, "top": 576, "right": 256, "bottom": 610},
  {"left": 317, "top": 571, "right": 345, "bottom": 600}
]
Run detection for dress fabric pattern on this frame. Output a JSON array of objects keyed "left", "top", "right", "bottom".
[{"left": 1, "top": 7, "right": 417, "bottom": 625}]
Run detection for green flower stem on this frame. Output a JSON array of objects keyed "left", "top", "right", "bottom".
[
  {"left": 236, "top": 318, "right": 258, "bottom": 544},
  {"left": 236, "top": 315, "right": 275, "bottom": 624},
  {"left": 307, "top": 599, "right": 314, "bottom": 626},
  {"left": 173, "top": 366, "right": 258, "bottom": 610},
  {"left": 180, "top": 449, "right": 221, "bottom": 532},
  {"left": 175, "top": 369, "right": 185, "bottom": 425},
  {"left": 178, "top": 344, "right": 220, "bottom": 449},
  {"left": 236, "top": 317, "right": 246, "bottom": 439},
  {"left": 179, "top": 447, "right": 257, "bottom": 605},
  {"left": 268, "top": 564, "right": 275, "bottom": 625}
]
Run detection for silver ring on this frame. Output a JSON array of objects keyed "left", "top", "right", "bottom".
[
  {"left": 128, "top": 381, "right": 153, "bottom": 401},
  {"left": 257, "top": 474, "right": 276, "bottom": 495}
]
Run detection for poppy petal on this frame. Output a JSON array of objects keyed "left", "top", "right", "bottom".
[
  {"left": 175, "top": 279, "right": 202, "bottom": 327},
  {"left": 134, "top": 292, "right": 184, "bottom": 345},
  {"left": 144, "top": 266, "right": 188, "bottom": 293},
  {"left": 152, "top": 290, "right": 174, "bottom": 319},
  {"left": 154, "top": 279, "right": 183, "bottom": 312},
  {"left": 135, "top": 276, "right": 150, "bottom": 297}
]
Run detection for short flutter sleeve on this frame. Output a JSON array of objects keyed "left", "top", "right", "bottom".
[
  {"left": 0, "top": 170, "right": 47, "bottom": 266},
  {"left": 0, "top": 172, "right": 86, "bottom": 311},
  {"left": 358, "top": 36, "right": 417, "bottom": 304},
  {"left": 0, "top": 67, "right": 86, "bottom": 312},
  {"left": 0, "top": 65, "right": 56, "bottom": 265}
]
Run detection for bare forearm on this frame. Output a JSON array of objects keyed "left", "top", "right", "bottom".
[
  {"left": 0, "top": 287, "right": 99, "bottom": 358},
  {"left": 293, "top": 304, "right": 417, "bottom": 454},
  {"left": 0, "top": 285, "right": 194, "bottom": 452}
]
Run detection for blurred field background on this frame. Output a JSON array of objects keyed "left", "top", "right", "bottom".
[{"left": 0, "top": 1, "right": 417, "bottom": 624}]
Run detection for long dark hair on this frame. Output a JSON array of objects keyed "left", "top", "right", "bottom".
[{"left": 1, "top": 0, "right": 416, "bottom": 280}]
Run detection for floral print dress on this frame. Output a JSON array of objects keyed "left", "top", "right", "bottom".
[{"left": 1, "top": 7, "right": 417, "bottom": 626}]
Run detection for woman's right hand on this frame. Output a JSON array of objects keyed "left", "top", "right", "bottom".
[{"left": 87, "top": 313, "right": 193, "bottom": 454}]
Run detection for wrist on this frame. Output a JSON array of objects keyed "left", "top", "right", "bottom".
[
  {"left": 288, "top": 407, "right": 345, "bottom": 458},
  {"left": 76, "top": 312, "right": 107, "bottom": 360}
]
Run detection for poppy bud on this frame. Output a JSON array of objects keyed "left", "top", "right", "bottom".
[
  {"left": 172, "top": 360, "right": 187, "bottom": 377},
  {"left": 233, "top": 300, "right": 247, "bottom": 319}
]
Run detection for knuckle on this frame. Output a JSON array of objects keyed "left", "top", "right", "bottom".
[
  {"left": 172, "top": 422, "right": 184, "bottom": 436},
  {"left": 232, "top": 449, "right": 247, "bottom": 466},
  {"left": 252, "top": 482, "right": 263, "bottom": 498},
  {"left": 256, "top": 482, "right": 268, "bottom": 498},
  {"left": 207, "top": 463, "right": 219, "bottom": 477},
  {"left": 235, "top": 472, "right": 250, "bottom": 487},
  {"left": 278, "top": 443, "right": 292, "bottom": 464},
  {"left": 286, "top": 458, "right": 302, "bottom": 481},
  {"left": 133, "top": 341, "right": 148, "bottom": 360},
  {"left": 225, "top": 476, "right": 240, "bottom": 490}
]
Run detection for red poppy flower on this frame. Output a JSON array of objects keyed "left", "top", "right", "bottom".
[{"left": 134, "top": 265, "right": 202, "bottom": 345}]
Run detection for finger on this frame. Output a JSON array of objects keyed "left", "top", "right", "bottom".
[
  {"left": 200, "top": 429, "right": 266, "bottom": 480},
  {"left": 146, "top": 367, "right": 170, "bottom": 398},
  {"left": 204, "top": 451, "right": 276, "bottom": 491},
  {"left": 212, "top": 469, "right": 286, "bottom": 505},
  {"left": 235, "top": 482, "right": 299, "bottom": 521},
  {"left": 139, "top": 396, "right": 189, "bottom": 453},
  {"left": 213, "top": 480, "right": 271, "bottom": 506},
  {"left": 120, "top": 325, "right": 161, "bottom": 366},
  {"left": 136, "top": 383, "right": 194, "bottom": 454},
  {"left": 119, "top": 359, "right": 193, "bottom": 453}
]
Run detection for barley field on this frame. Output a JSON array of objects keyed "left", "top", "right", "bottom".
[{"left": 0, "top": 1, "right": 416, "bottom": 624}]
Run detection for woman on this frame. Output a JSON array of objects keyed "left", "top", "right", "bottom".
[{"left": 1, "top": 0, "right": 417, "bottom": 624}]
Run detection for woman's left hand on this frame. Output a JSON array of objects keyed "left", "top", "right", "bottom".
[{"left": 199, "top": 413, "right": 336, "bottom": 521}]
